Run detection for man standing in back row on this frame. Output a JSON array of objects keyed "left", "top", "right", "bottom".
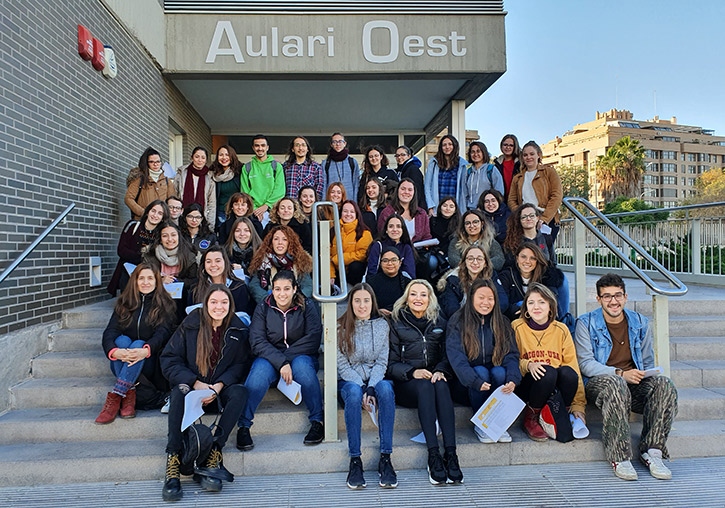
[
  {"left": 574, "top": 273, "right": 678, "bottom": 481},
  {"left": 241, "top": 134, "right": 286, "bottom": 225}
]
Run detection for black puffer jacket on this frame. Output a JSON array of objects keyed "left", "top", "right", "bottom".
[
  {"left": 160, "top": 310, "right": 251, "bottom": 387},
  {"left": 102, "top": 291, "right": 175, "bottom": 357},
  {"left": 387, "top": 309, "right": 450, "bottom": 381},
  {"left": 249, "top": 294, "right": 322, "bottom": 371},
  {"left": 497, "top": 265, "right": 564, "bottom": 320}
]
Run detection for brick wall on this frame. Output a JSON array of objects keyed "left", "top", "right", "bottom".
[{"left": 0, "top": 0, "right": 211, "bottom": 335}]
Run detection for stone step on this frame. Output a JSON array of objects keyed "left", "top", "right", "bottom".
[
  {"left": 61, "top": 300, "right": 116, "bottom": 330},
  {"left": 671, "top": 360, "right": 725, "bottom": 388},
  {"left": 0, "top": 419, "right": 723, "bottom": 487},
  {"left": 48, "top": 328, "right": 104, "bottom": 352},
  {"left": 669, "top": 316, "right": 725, "bottom": 338},
  {"left": 31, "top": 351, "right": 110, "bottom": 378},
  {"left": 671, "top": 336, "right": 725, "bottom": 362}
]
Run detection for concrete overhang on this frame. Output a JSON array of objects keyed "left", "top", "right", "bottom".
[{"left": 163, "top": 12, "right": 506, "bottom": 137}]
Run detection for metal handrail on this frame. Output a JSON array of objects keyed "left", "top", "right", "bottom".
[
  {"left": 311, "top": 201, "right": 349, "bottom": 303},
  {"left": 561, "top": 200, "right": 725, "bottom": 222},
  {"left": 0, "top": 203, "right": 76, "bottom": 285},
  {"left": 562, "top": 197, "right": 688, "bottom": 297}
]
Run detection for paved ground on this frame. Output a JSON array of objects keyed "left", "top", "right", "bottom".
[{"left": 2, "top": 456, "right": 724, "bottom": 507}]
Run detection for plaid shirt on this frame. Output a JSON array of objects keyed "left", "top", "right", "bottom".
[
  {"left": 438, "top": 167, "right": 459, "bottom": 201},
  {"left": 283, "top": 160, "right": 325, "bottom": 199}
]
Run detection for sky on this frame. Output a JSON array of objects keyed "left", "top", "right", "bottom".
[{"left": 466, "top": 0, "right": 725, "bottom": 150}]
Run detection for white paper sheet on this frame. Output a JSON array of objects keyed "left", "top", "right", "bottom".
[
  {"left": 413, "top": 238, "right": 440, "bottom": 249},
  {"left": 277, "top": 378, "right": 302, "bottom": 405},
  {"left": 539, "top": 223, "right": 552, "bottom": 235},
  {"left": 643, "top": 366, "right": 663, "bottom": 378},
  {"left": 410, "top": 420, "right": 441, "bottom": 444},
  {"left": 470, "top": 386, "right": 525, "bottom": 443},
  {"left": 164, "top": 282, "right": 184, "bottom": 299},
  {"left": 163, "top": 162, "right": 176, "bottom": 178},
  {"left": 569, "top": 414, "right": 590, "bottom": 439},
  {"left": 366, "top": 401, "right": 378, "bottom": 428},
  {"left": 181, "top": 389, "right": 215, "bottom": 432},
  {"left": 123, "top": 262, "right": 137, "bottom": 276},
  {"left": 232, "top": 268, "right": 249, "bottom": 283},
  {"left": 185, "top": 303, "right": 203, "bottom": 315}
]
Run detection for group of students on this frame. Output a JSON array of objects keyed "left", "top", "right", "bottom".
[{"left": 102, "top": 132, "right": 678, "bottom": 500}]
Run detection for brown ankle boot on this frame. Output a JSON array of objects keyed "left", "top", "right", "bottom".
[
  {"left": 119, "top": 388, "right": 136, "bottom": 419},
  {"left": 523, "top": 404, "right": 548, "bottom": 442},
  {"left": 95, "top": 392, "right": 122, "bottom": 424}
]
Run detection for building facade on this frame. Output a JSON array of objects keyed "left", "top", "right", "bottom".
[{"left": 542, "top": 109, "right": 725, "bottom": 209}]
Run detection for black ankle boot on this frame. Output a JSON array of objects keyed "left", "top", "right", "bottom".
[{"left": 162, "top": 453, "right": 183, "bottom": 501}]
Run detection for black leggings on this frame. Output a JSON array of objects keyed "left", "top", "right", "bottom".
[
  {"left": 394, "top": 378, "right": 456, "bottom": 450},
  {"left": 166, "top": 383, "right": 248, "bottom": 454},
  {"left": 516, "top": 365, "right": 578, "bottom": 410},
  {"left": 341, "top": 261, "right": 367, "bottom": 285}
]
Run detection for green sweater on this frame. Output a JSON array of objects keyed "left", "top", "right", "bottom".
[{"left": 240, "top": 156, "right": 285, "bottom": 209}]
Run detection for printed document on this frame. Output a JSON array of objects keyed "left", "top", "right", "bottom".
[{"left": 470, "top": 386, "right": 525, "bottom": 442}]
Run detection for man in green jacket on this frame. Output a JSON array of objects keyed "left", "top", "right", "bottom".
[{"left": 241, "top": 134, "right": 285, "bottom": 223}]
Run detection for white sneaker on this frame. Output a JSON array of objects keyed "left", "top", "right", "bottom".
[
  {"left": 640, "top": 451, "right": 672, "bottom": 480},
  {"left": 160, "top": 396, "right": 170, "bottom": 414},
  {"left": 612, "top": 460, "right": 638, "bottom": 481},
  {"left": 497, "top": 430, "right": 512, "bottom": 443},
  {"left": 473, "top": 426, "right": 495, "bottom": 444}
]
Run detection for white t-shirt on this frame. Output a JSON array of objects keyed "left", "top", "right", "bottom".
[
  {"left": 522, "top": 170, "right": 538, "bottom": 208},
  {"left": 405, "top": 218, "right": 416, "bottom": 241}
]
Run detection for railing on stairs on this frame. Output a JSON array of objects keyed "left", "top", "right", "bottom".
[
  {"left": 311, "top": 202, "right": 349, "bottom": 442},
  {"left": 0, "top": 203, "right": 76, "bottom": 286},
  {"left": 562, "top": 197, "right": 688, "bottom": 377}
]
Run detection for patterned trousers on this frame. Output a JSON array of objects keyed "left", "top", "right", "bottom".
[{"left": 585, "top": 374, "right": 678, "bottom": 462}]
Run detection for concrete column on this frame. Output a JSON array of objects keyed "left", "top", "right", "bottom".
[
  {"left": 318, "top": 222, "right": 340, "bottom": 442},
  {"left": 451, "top": 100, "right": 466, "bottom": 159},
  {"left": 652, "top": 294, "right": 671, "bottom": 377},
  {"left": 574, "top": 219, "right": 587, "bottom": 318},
  {"left": 397, "top": 134, "right": 405, "bottom": 148}
]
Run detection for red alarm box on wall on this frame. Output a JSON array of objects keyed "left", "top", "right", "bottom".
[
  {"left": 78, "top": 25, "right": 93, "bottom": 60},
  {"left": 92, "top": 38, "right": 106, "bottom": 70}
]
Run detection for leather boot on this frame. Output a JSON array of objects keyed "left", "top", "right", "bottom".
[
  {"left": 523, "top": 404, "right": 549, "bottom": 442},
  {"left": 95, "top": 392, "right": 122, "bottom": 424},
  {"left": 119, "top": 388, "right": 136, "bottom": 419},
  {"left": 162, "top": 453, "right": 183, "bottom": 501}
]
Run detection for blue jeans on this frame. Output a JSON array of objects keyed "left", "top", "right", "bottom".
[
  {"left": 239, "top": 355, "right": 323, "bottom": 428},
  {"left": 109, "top": 335, "right": 146, "bottom": 396},
  {"left": 338, "top": 380, "right": 395, "bottom": 457},
  {"left": 468, "top": 365, "right": 506, "bottom": 411}
]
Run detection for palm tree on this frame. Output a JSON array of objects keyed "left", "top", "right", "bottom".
[{"left": 596, "top": 136, "right": 646, "bottom": 201}]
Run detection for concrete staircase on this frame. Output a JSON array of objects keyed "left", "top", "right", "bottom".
[{"left": 1, "top": 297, "right": 724, "bottom": 486}]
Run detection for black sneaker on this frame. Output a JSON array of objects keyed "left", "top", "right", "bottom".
[
  {"left": 444, "top": 449, "right": 464, "bottom": 484},
  {"left": 378, "top": 453, "right": 398, "bottom": 488},
  {"left": 427, "top": 448, "right": 447, "bottom": 485},
  {"left": 162, "top": 453, "right": 183, "bottom": 501},
  {"left": 303, "top": 421, "right": 324, "bottom": 445},
  {"left": 236, "top": 426, "right": 254, "bottom": 451},
  {"left": 346, "top": 457, "right": 366, "bottom": 489}
]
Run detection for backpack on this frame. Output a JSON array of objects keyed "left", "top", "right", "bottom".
[
  {"left": 242, "top": 160, "right": 279, "bottom": 187},
  {"left": 324, "top": 157, "right": 356, "bottom": 182},
  {"left": 466, "top": 163, "right": 495, "bottom": 188},
  {"left": 539, "top": 390, "right": 574, "bottom": 443}
]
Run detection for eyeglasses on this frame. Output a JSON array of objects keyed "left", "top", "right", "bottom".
[
  {"left": 331, "top": 140, "right": 346, "bottom": 145},
  {"left": 464, "top": 220, "right": 481, "bottom": 226},
  {"left": 394, "top": 153, "right": 408, "bottom": 158},
  {"left": 465, "top": 256, "right": 485, "bottom": 263},
  {"left": 187, "top": 215, "right": 203, "bottom": 221},
  {"left": 294, "top": 143, "right": 307, "bottom": 147},
  {"left": 148, "top": 159, "right": 162, "bottom": 165},
  {"left": 521, "top": 214, "right": 537, "bottom": 220},
  {"left": 599, "top": 292, "right": 625, "bottom": 302},
  {"left": 381, "top": 258, "right": 400, "bottom": 264}
]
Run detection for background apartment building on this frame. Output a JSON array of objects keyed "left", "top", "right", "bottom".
[{"left": 542, "top": 109, "right": 725, "bottom": 209}]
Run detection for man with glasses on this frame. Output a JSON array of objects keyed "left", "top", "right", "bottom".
[
  {"left": 574, "top": 273, "right": 677, "bottom": 481},
  {"left": 366, "top": 246, "right": 411, "bottom": 315},
  {"left": 393, "top": 145, "right": 426, "bottom": 209},
  {"left": 322, "top": 133, "right": 360, "bottom": 201}
]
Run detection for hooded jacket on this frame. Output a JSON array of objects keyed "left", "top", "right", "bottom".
[
  {"left": 330, "top": 218, "right": 373, "bottom": 273},
  {"left": 497, "top": 264, "right": 564, "bottom": 321},
  {"left": 437, "top": 268, "right": 509, "bottom": 319}
]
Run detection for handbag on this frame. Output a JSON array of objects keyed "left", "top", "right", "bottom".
[{"left": 539, "top": 389, "right": 574, "bottom": 443}]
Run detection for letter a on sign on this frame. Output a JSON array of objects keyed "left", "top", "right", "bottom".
[{"left": 206, "top": 21, "right": 245, "bottom": 63}]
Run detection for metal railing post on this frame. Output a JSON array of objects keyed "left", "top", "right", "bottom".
[
  {"left": 692, "top": 218, "right": 701, "bottom": 275},
  {"left": 574, "top": 219, "right": 587, "bottom": 317},
  {"left": 652, "top": 294, "right": 671, "bottom": 377}
]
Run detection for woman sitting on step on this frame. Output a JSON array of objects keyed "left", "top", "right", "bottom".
[
  {"left": 97, "top": 263, "right": 176, "bottom": 424},
  {"left": 160, "top": 284, "right": 251, "bottom": 501},
  {"left": 387, "top": 279, "right": 463, "bottom": 485},
  {"left": 337, "top": 283, "right": 397, "bottom": 489}
]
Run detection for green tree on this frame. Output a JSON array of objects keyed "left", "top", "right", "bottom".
[
  {"left": 602, "top": 196, "right": 669, "bottom": 224},
  {"left": 558, "top": 164, "right": 590, "bottom": 199},
  {"left": 595, "top": 136, "right": 646, "bottom": 200},
  {"left": 679, "top": 167, "right": 725, "bottom": 216}
]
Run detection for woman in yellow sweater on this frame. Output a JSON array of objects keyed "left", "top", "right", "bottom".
[
  {"left": 512, "top": 283, "right": 586, "bottom": 441},
  {"left": 331, "top": 200, "right": 373, "bottom": 285}
]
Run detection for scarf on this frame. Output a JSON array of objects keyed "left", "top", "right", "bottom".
[
  {"left": 212, "top": 167, "right": 235, "bottom": 183},
  {"left": 155, "top": 244, "right": 179, "bottom": 266},
  {"left": 329, "top": 148, "right": 349, "bottom": 162},
  {"left": 258, "top": 252, "right": 294, "bottom": 289},
  {"left": 182, "top": 163, "right": 209, "bottom": 208},
  {"left": 526, "top": 316, "right": 552, "bottom": 331},
  {"left": 148, "top": 168, "right": 162, "bottom": 183},
  {"left": 232, "top": 241, "right": 254, "bottom": 267}
]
